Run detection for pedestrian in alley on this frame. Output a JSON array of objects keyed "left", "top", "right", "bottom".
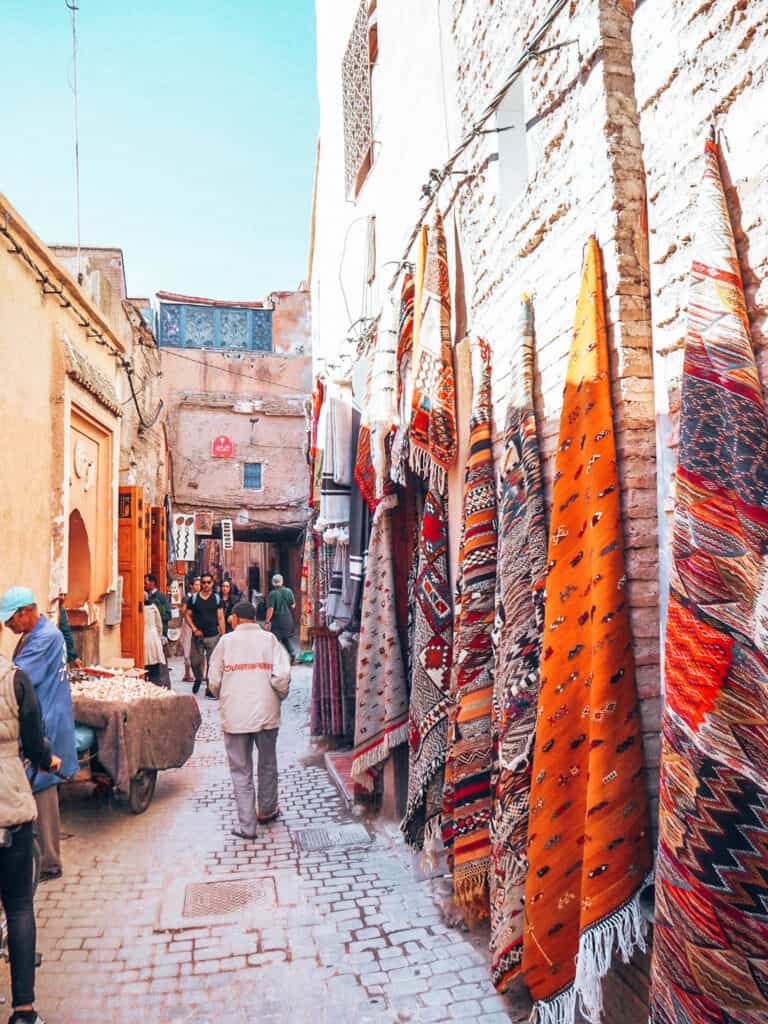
[
  {"left": 0, "top": 587, "right": 78, "bottom": 882},
  {"left": 0, "top": 620, "right": 61, "bottom": 1024},
  {"left": 265, "top": 573, "right": 300, "bottom": 663},
  {"left": 180, "top": 576, "right": 201, "bottom": 683},
  {"left": 144, "top": 573, "right": 171, "bottom": 639},
  {"left": 208, "top": 600, "right": 291, "bottom": 838},
  {"left": 185, "top": 572, "right": 224, "bottom": 698},
  {"left": 220, "top": 578, "right": 236, "bottom": 633},
  {"left": 57, "top": 594, "right": 81, "bottom": 669},
  {"left": 143, "top": 593, "right": 170, "bottom": 688}
]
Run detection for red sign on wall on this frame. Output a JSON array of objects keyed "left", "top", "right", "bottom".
[{"left": 212, "top": 435, "right": 234, "bottom": 458}]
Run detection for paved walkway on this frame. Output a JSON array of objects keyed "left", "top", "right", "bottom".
[{"left": 2, "top": 661, "right": 531, "bottom": 1023}]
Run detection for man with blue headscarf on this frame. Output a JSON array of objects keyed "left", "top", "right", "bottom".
[{"left": 0, "top": 587, "right": 78, "bottom": 881}]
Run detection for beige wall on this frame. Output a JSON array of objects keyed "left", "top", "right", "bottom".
[{"left": 0, "top": 197, "right": 123, "bottom": 662}]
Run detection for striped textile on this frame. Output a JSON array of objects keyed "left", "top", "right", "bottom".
[
  {"left": 650, "top": 137, "right": 768, "bottom": 1024},
  {"left": 410, "top": 212, "right": 457, "bottom": 493},
  {"left": 489, "top": 297, "right": 548, "bottom": 992},
  {"left": 521, "top": 238, "right": 651, "bottom": 1024},
  {"left": 402, "top": 486, "right": 454, "bottom": 860},
  {"left": 442, "top": 339, "right": 498, "bottom": 921}
]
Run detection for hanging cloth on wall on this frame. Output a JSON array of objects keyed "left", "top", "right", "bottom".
[
  {"left": 410, "top": 211, "right": 457, "bottom": 492},
  {"left": 391, "top": 273, "right": 416, "bottom": 486},
  {"left": 649, "top": 137, "right": 768, "bottom": 1024},
  {"left": 369, "top": 291, "right": 400, "bottom": 496},
  {"left": 311, "top": 632, "right": 344, "bottom": 738},
  {"left": 489, "top": 296, "right": 548, "bottom": 993},
  {"left": 441, "top": 339, "right": 498, "bottom": 921},
  {"left": 317, "top": 397, "right": 353, "bottom": 531},
  {"left": 352, "top": 492, "right": 410, "bottom": 787},
  {"left": 521, "top": 238, "right": 651, "bottom": 1024},
  {"left": 411, "top": 225, "right": 429, "bottom": 375},
  {"left": 402, "top": 486, "right": 454, "bottom": 860}
]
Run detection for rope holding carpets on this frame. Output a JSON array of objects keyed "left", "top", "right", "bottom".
[
  {"left": 489, "top": 296, "right": 548, "bottom": 993},
  {"left": 650, "top": 137, "right": 768, "bottom": 1024},
  {"left": 521, "top": 238, "right": 651, "bottom": 1024},
  {"left": 442, "top": 338, "right": 498, "bottom": 922},
  {"left": 402, "top": 486, "right": 454, "bottom": 860}
]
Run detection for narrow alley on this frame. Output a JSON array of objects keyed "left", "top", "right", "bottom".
[{"left": 3, "top": 663, "right": 527, "bottom": 1024}]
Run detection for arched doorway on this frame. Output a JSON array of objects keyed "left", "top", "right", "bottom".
[{"left": 68, "top": 508, "right": 92, "bottom": 607}]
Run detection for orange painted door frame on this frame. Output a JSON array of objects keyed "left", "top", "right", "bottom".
[{"left": 118, "top": 486, "right": 146, "bottom": 666}]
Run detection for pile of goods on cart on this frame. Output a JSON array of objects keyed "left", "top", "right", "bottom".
[{"left": 68, "top": 662, "right": 201, "bottom": 813}]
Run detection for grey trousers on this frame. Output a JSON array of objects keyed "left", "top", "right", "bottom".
[
  {"left": 223, "top": 729, "right": 279, "bottom": 835},
  {"left": 271, "top": 613, "right": 300, "bottom": 661},
  {"left": 34, "top": 785, "right": 62, "bottom": 874},
  {"left": 191, "top": 634, "right": 220, "bottom": 684}
]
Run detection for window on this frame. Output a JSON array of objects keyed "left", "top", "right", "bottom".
[
  {"left": 243, "top": 463, "right": 263, "bottom": 490},
  {"left": 157, "top": 302, "right": 273, "bottom": 351},
  {"left": 342, "top": 0, "right": 378, "bottom": 199},
  {"left": 496, "top": 76, "right": 529, "bottom": 209}
]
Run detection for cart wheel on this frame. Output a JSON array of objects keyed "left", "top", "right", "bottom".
[{"left": 128, "top": 770, "right": 157, "bottom": 814}]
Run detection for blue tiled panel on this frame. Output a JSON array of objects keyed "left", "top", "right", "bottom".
[{"left": 158, "top": 302, "right": 273, "bottom": 352}]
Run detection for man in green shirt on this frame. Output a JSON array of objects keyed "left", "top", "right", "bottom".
[{"left": 265, "top": 575, "right": 299, "bottom": 663}]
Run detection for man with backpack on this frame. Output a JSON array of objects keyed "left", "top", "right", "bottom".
[{"left": 184, "top": 573, "right": 224, "bottom": 698}]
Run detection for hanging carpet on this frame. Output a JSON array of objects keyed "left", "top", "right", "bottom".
[
  {"left": 649, "top": 137, "right": 768, "bottom": 1024},
  {"left": 489, "top": 296, "right": 548, "bottom": 993},
  {"left": 352, "top": 492, "right": 409, "bottom": 788},
  {"left": 402, "top": 486, "right": 454, "bottom": 859},
  {"left": 391, "top": 272, "right": 415, "bottom": 486},
  {"left": 521, "top": 238, "right": 651, "bottom": 1024},
  {"left": 442, "top": 339, "right": 498, "bottom": 921},
  {"left": 410, "top": 211, "right": 457, "bottom": 491}
]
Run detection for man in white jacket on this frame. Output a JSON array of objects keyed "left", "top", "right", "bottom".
[{"left": 207, "top": 601, "right": 291, "bottom": 839}]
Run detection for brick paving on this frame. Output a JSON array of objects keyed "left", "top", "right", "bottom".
[{"left": 1, "top": 662, "right": 531, "bottom": 1023}]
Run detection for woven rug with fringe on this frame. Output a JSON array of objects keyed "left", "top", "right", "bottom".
[
  {"left": 391, "top": 272, "right": 415, "bottom": 486},
  {"left": 402, "top": 486, "right": 454, "bottom": 858},
  {"left": 352, "top": 492, "right": 409, "bottom": 788},
  {"left": 489, "top": 296, "right": 548, "bottom": 993},
  {"left": 521, "top": 238, "right": 651, "bottom": 1024},
  {"left": 442, "top": 339, "right": 497, "bottom": 921},
  {"left": 650, "top": 137, "right": 768, "bottom": 1024},
  {"left": 410, "top": 211, "right": 457, "bottom": 492}
]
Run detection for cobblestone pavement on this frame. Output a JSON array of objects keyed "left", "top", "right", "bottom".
[{"left": 1, "top": 661, "right": 531, "bottom": 1023}]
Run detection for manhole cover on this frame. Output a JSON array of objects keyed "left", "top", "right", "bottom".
[
  {"left": 182, "top": 878, "right": 273, "bottom": 918},
  {"left": 294, "top": 823, "right": 372, "bottom": 852}
]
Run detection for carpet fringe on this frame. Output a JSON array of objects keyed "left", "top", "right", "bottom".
[
  {"left": 528, "top": 881, "right": 648, "bottom": 1024},
  {"left": 754, "top": 558, "right": 768, "bottom": 656},
  {"left": 454, "top": 867, "right": 490, "bottom": 924},
  {"left": 573, "top": 884, "right": 648, "bottom": 1023},
  {"left": 351, "top": 720, "right": 409, "bottom": 786}
]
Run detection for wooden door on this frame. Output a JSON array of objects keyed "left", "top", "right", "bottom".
[
  {"left": 151, "top": 506, "right": 167, "bottom": 590},
  {"left": 118, "top": 486, "right": 146, "bottom": 666}
]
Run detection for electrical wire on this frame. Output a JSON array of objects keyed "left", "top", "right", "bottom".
[
  {"left": 159, "top": 346, "right": 309, "bottom": 394},
  {"left": 125, "top": 362, "right": 164, "bottom": 430},
  {"left": 385, "top": 0, "right": 570, "bottom": 293}
]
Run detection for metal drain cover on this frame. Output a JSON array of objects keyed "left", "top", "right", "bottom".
[
  {"left": 182, "top": 878, "right": 274, "bottom": 918},
  {"left": 294, "top": 823, "right": 372, "bottom": 852}
]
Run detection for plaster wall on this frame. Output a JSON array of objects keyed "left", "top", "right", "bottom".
[
  {"left": 0, "top": 197, "right": 123, "bottom": 663},
  {"left": 172, "top": 402, "right": 309, "bottom": 530}
]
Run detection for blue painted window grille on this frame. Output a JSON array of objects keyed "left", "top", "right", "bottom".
[
  {"left": 243, "top": 463, "right": 263, "bottom": 490},
  {"left": 158, "top": 302, "right": 273, "bottom": 352}
]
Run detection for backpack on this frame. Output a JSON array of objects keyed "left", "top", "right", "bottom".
[{"left": 190, "top": 592, "right": 220, "bottom": 606}]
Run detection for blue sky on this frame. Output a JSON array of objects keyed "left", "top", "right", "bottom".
[{"left": 0, "top": 1, "right": 318, "bottom": 300}]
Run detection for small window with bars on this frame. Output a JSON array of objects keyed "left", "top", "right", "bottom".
[{"left": 243, "top": 463, "right": 263, "bottom": 490}]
